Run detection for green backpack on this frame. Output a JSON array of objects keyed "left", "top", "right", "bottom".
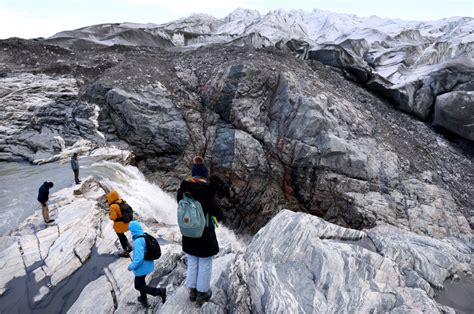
[{"left": 177, "top": 192, "right": 208, "bottom": 238}]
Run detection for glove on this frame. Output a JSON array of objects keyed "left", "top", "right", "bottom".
[{"left": 128, "top": 264, "right": 133, "bottom": 271}]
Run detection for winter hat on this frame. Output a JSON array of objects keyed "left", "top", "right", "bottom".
[
  {"left": 128, "top": 220, "right": 143, "bottom": 236},
  {"left": 193, "top": 156, "right": 204, "bottom": 164},
  {"left": 107, "top": 190, "right": 120, "bottom": 205},
  {"left": 191, "top": 156, "right": 208, "bottom": 178}
]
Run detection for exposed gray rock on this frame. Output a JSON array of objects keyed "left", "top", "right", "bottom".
[
  {"left": 97, "top": 86, "right": 190, "bottom": 169},
  {"left": 207, "top": 210, "right": 468, "bottom": 313},
  {"left": 0, "top": 241, "right": 25, "bottom": 296},
  {"left": 308, "top": 44, "right": 372, "bottom": 83},
  {"left": 368, "top": 225, "right": 472, "bottom": 289},
  {"left": 66, "top": 276, "right": 115, "bottom": 314},
  {"left": 434, "top": 91, "right": 474, "bottom": 140},
  {"left": 394, "top": 60, "right": 474, "bottom": 120},
  {"left": 0, "top": 73, "right": 105, "bottom": 162}
]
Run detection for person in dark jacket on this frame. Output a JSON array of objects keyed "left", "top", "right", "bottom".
[
  {"left": 37, "top": 182, "right": 55, "bottom": 223},
  {"left": 177, "top": 156, "right": 223, "bottom": 305},
  {"left": 71, "top": 153, "right": 81, "bottom": 184},
  {"left": 128, "top": 220, "right": 166, "bottom": 307}
]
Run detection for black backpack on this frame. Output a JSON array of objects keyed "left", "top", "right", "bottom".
[
  {"left": 138, "top": 233, "right": 161, "bottom": 260},
  {"left": 115, "top": 201, "right": 134, "bottom": 223}
]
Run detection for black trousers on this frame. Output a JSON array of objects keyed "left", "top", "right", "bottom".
[
  {"left": 116, "top": 233, "right": 131, "bottom": 251},
  {"left": 134, "top": 275, "right": 160, "bottom": 303},
  {"left": 73, "top": 169, "right": 80, "bottom": 183}
]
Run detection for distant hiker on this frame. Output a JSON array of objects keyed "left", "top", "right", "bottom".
[
  {"left": 128, "top": 220, "right": 166, "bottom": 308},
  {"left": 71, "top": 153, "right": 81, "bottom": 184},
  {"left": 107, "top": 190, "right": 133, "bottom": 257},
  {"left": 177, "top": 156, "right": 223, "bottom": 305},
  {"left": 37, "top": 181, "right": 55, "bottom": 224}
]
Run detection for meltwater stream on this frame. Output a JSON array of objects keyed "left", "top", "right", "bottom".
[{"left": 0, "top": 157, "right": 177, "bottom": 237}]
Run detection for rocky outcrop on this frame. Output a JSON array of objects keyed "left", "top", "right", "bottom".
[
  {"left": 86, "top": 86, "right": 190, "bottom": 170},
  {"left": 307, "top": 44, "right": 474, "bottom": 136},
  {"left": 392, "top": 60, "right": 474, "bottom": 120},
  {"left": 434, "top": 91, "right": 474, "bottom": 140},
  {"left": 204, "top": 210, "right": 472, "bottom": 313},
  {"left": 308, "top": 44, "right": 372, "bottom": 83},
  {"left": 0, "top": 73, "right": 105, "bottom": 162}
]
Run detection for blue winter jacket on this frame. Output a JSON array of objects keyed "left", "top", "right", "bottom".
[{"left": 128, "top": 220, "right": 154, "bottom": 276}]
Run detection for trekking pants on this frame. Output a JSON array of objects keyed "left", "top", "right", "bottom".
[
  {"left": 116, "top": 233, "right": 131, "bottom": 252},
  {"left": 134, "top": 275, "right": 160, "bottom": 303},
  {"left": 73, "top": 169, "right": 80, "bottom": 183},
  {"left": 186, "top": 254, "right": 212, "bottom": 292},
  {"left": 40, "top": 202, "right": 50, "bottom": 222}
]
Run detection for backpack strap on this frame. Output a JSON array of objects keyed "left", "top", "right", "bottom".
[{"left": 111, "top": 201, "right": 124, "bottom": 221}]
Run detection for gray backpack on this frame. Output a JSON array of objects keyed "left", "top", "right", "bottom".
[{"left": 177, "top": 192, "right": 208, "bottom": 238}]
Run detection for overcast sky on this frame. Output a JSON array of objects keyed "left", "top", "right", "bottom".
[{"left": 1, "top": 0, "right": 473, "bottom": 39}]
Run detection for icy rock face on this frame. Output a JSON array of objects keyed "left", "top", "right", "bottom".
[
  {"left": 45, "top": 10, "right": 474, "bottom": 137},
  {"left": 0, "top": 73, "right": 105, "bottom": 162},
  {"left": 86, "top": 86, "right": 190, "bottom": 169},
  {"left": 45, "top": 8, "right": 474, "bottom": 139},
  {"left": 207, "top": 210, "right": 468, "bottom": 313},
  {"left": 434, "top": 91, "right": 474, "bottom": 140},
  {"left": 47, "top": 24, "right": 173, "bottom": 48}
]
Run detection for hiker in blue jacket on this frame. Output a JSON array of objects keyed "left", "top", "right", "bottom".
[{"left": 128, "top": 220, "right": 166, "bottom": 307}]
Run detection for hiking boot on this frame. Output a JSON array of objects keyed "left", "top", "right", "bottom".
[
  {"left": 196, "top": 290, "right": 212, "bottom": 305},
  {"left": 137, "top": 296, "right": 149, "bottom": 308},
  {"left": 189, "top": 288, "right": 197, "bottom": 302},
  {"left": 157, "top": 288, "right": 166, "bottom": 304},
  {"left": 45, "top": 219, "right": 55, "bottom": 224}
]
